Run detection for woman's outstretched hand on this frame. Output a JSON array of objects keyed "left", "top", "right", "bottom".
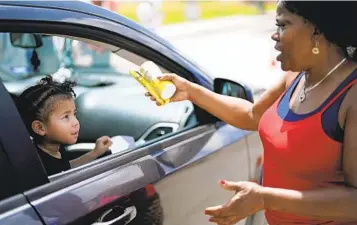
[
  {"left": 145, "top": 73, "right": 192, "bottom": 106},
  {"left": 205, "top": 180, "right": 265, "bottom": 225}
]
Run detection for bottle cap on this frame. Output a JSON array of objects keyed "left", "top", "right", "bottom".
[
  {"left": 141, "top": 61, "right": 162, "bottom": 80},
  {"left": 160, "top": 83, "right": 176, "bottom": 100}
]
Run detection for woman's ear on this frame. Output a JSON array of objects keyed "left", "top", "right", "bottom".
[
  {"left": 31, "top": 120, "right": 46, "bottom": 136},
  {"left": 313, "top": 27, "right": 321, "bottom": 36},
  {"left": 311, "top": 27, "right": 322, "bottom": 45}
]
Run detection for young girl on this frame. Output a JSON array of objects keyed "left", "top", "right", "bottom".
[{"left": 17, "top": 75, "right": 112, "bottom": 176}]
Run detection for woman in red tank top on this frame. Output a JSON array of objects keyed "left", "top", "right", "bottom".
[{"left": 146, "top": 1, "right": 357, "bottom": 224}]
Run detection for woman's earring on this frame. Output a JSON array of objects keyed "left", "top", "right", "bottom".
[{"left": 312, "top": 41, "right": 319, "bottom": 55}]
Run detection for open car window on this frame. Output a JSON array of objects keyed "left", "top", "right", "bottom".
[{"left": 2, "top": 32, "right": 197, "bottom": 178}]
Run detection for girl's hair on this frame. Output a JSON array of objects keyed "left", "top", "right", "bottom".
[{"left": 17, "top": 75, "right": 76, "bottom": 142}]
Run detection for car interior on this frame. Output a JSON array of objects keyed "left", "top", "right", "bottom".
[{"left": 1, "top": 32, "right": 199, "bottom": 176}]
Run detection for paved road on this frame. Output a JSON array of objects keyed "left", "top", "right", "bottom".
[{"left": 155, "top": 13, "right": 284, "bottom": 92}]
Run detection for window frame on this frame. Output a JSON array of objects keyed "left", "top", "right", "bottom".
[{"left": 0, "top": 16, "right": 218, "bottom": 195}]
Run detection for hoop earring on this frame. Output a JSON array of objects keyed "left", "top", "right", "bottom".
[{"left": 312, "top": 41, "right": 319, "bottom": 55}]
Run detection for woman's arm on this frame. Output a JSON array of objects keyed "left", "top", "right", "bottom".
[
  {"left": 262, "top": 186, "right": 357, "bottom": 221},
  {"left": 262, "top": 92, "right": 357, "bottom": 221},
  {"left": 188, "top": 73, "right": 293, "bottom": 131}
]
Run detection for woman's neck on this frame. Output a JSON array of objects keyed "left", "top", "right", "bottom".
[{"left": 305, "top": 48, "right": 346, "bottom": 85}]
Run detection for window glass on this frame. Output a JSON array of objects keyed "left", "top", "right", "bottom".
[{"left": 1, "top": 33, "right": 197, "bottom": 177}]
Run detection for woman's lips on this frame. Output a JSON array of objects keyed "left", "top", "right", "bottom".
[
  {"left": 274, "top": 45, "right": 282, "bottom": 61},
  {"left": 274, "top": 44, "right": 282, "bottom": 52}
]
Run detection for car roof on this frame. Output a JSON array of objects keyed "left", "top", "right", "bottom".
[
  {"left": 0, "top": 0, "right": 214, "bottom": 87},
  {"left": 0, "top": 0, "right": 175, "bottom": 51}
]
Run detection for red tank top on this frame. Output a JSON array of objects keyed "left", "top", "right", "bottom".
[{"left": 258, "top": 71, "right": 357, "bottom": 225}]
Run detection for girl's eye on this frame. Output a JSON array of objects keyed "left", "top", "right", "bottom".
[{"left": 63, "top": 115, "right": 69, "bottom": 119}]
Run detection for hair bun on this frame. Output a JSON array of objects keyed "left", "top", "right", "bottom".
[
  {"left": 37, "top": 75, "right": 77, "bottom": 98},
  {"left": 39, "top": 75, "right": 55, "bottom": 85},
  {"left": 61, "top": 80, "right": 77, "bottom": 97}
]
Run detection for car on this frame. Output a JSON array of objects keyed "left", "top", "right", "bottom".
[{"left": 0, "top": 1, "right": 265, "bottom": 225}]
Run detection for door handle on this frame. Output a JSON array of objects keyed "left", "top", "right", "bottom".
[{"left": 92, "top": 206, "right": 137, "bottom": 225}]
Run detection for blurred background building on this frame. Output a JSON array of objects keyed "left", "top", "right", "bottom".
[
  {"left": 86, "top": 1, "right": 276, "bottom": 30},
  {"left": 82, "top": 0, "right": 281, "bottom": 93}
]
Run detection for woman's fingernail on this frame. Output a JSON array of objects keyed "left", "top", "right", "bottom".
[{"left": 219, "top": 180, "right": 226, "bottom": 185}]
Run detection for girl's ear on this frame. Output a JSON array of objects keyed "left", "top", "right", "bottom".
[{"left": 32, "top": 120, "right": 46, "bottom": 136}]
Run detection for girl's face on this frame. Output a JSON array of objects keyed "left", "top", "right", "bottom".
[{"left": 34, "top": 98, "right": 80, "bottom": 145}]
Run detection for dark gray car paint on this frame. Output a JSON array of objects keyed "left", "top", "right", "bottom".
[
  {"left": 0, "top": 195, "right": 43, "bottom": 225},
  {"left": 23, "top": 123, "right": 247, "bottom": 224},
  {"left": 28, "top": 158, "right": 162, "bottom": 224}
]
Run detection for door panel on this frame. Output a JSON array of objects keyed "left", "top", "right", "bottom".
[
  {"left": 245, "top": 132, "right": 264, "bottom": 181},
  {"left": 25, "top": 158, "right": 163, "bottom": 225},
  {"left": 153, "top": 124, "right": 250, "bottom": 225},
  {"left": 0, "top": 195, "right": 43, "bottom": 225},
  {"left": 245, "top": 131, "right": 265, "bottom": 225}
]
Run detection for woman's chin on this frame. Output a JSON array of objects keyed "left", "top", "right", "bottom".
[
  {"left": 281, "top": 64, "right": 290, "bottom": 71},
  {"left": 278, "top": 60, "right": 290, "bottom": 72}
]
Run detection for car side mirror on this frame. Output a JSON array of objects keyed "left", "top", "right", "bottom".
[
  {"left": 214, "top": 78, "right": 254, "bottom": 103},
  {"left": 10, "top": 33, "right": 43, "bottom": 49},
  {"left": 190, "top": 78, "right": 255, "bottom": 126}
]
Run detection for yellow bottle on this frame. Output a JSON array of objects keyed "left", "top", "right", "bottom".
[{"left": 129, "top": 61, "right": 176, "bottom": 105}]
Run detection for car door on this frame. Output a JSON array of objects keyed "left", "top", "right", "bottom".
[
  {"left": 0, "top": 2, "right": 257, "bottom": 225},
  {"left": 0, "top": 66, "right": 163, "bottom": 225}
]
